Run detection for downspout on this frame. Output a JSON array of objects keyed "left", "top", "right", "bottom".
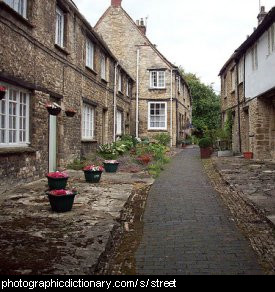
[
  {"left": 170, "top": 69, "right": 173, "bottom": 147},
  {"left": 113, "top": 62, "right": 118, "bottom": 142},
  {"left": 136, "top": 48, "right": 140, "bottom": 138},
  {"left": 236, "top": 61, "right": 242, "bottom": 153}
]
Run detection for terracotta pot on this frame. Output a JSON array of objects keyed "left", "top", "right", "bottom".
[
  {"left": 243, "top": 152, "right": 253, "bottom": 159},
  {"left": 200, "top": 147, "right": 212, "bottom": 159}
]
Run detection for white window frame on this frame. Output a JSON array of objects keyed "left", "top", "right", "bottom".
[
  {"left": 100, "top": 53, "right": 106, "bottom": 80},
  {"left": 148, "top": 102, "right": 167, "bottom": 130},
  {"left": 251, "top": 44, "right": 258, "bottom": 71},
  {"left": 0, "top": 83, "right": 30, "bottom": 147},
  {"left": 177, "top": 78, "right": 181, "bottom": 93},
  {"left": 126, "top": 79, "right": 130, "bottom": 97},
  {"left": 86, "top": 39, "right": 94, "bottom": 70},
  {"left": 4, "top": 0, "right": 27, "bottom": 18},
  {"left": 238, "top": 58, "right": 244, "bottom": 84},
  {"left": 118, "top": 71, "right": 122, "bottom": 92},
  {"left": 55, "top": 6, "right": 65, "bottom": 48},
  {"left": 116, "top": 110, "right": 123, "bottom": 136},
  {"left": 231, "top": 68, "right": 236, "bottom": 91},
  {"left": 150, "top": 71, "right": 166, "bottom": 89},
  {"left": 268, "top": 23, "right": 275, "bottom": 55},
  {"left": 82, "top": 103, "right": 95, "bottom": 140}
]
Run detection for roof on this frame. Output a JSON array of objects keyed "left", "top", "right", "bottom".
[{"left": 219, "top": 6, "right": 275, "bottom": 76}]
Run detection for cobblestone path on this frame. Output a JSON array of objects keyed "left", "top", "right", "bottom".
[{"left": 135, "top": 148, "right": 263, "bottom": 275}]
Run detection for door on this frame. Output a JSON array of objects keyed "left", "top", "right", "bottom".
[{"left": 49, "top": 115, "right": 57, "bottom": 172}]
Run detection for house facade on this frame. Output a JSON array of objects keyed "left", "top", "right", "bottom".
[
  {"left": 219, "top": 6, "right": 275, "bottom": 160},
  {"left": 95, "top": 0, "right": 192, "bottom": 146},
  {"left": 0, "top": 0, "right": 133, "bottom": 183}
]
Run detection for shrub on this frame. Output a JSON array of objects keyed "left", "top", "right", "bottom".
[
  {"left": 198, "top": 137, "right": 212, "bottom": 149},
  {"left": 67, "top": 158, "right": 86, "bottom": 170},
  {"left": 154, "top": 133, "right": 171, "bottom": 146},
  {"left": 98, "top": 144, "right": 118, "bottom": 160},
  {"left": 148, "top": 162, "right": 164, "bottom": 178}
]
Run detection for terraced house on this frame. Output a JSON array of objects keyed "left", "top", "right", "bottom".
[
  {"left": 0, "top": 0, "right": 133, "bottom": 183},
  {"left": 95, "top": 0, "right": 192, "bottom": 146},
  {"left": 219, "top": 6, "right": 275, "bottom": 160}
]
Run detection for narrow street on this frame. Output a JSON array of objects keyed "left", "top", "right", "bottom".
[{"left": 135, "top": 147, "right": 263, "bottom": 275}]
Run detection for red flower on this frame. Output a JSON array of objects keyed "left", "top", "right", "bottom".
[
  {"left": 46, "top": 171, "right": 69, "bottom": 179},
  {"left": 49, "top": 190, "right": 74, "bottom": 196},
  {"left": 83, "top": 165, "right": 104, "bottom": 172},
  {"left": 0, "top": 86, "right": 6, "bottom": 92}
]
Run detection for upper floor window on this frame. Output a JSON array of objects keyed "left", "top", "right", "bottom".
[
  {"left": 3, "top": 0, "right": 27, "bottom": 18},
  {"left": 0, "top": 83, "right": 30, "bottom": 147},
  {"left": 55, "top": 7, "right": 65, "bottom": 48},
  {"left": 82, "top": 103, "right": 95, "bottom": 140},
  {"left": 251, "top": 44, "right": 258, "bottom": 71},
  {"left": 268, "top": 23, "right": 275, "bottom": 55},
  {"left": 238, "top": 58, "right": 244, "bottom": 84},
  {"left": 100, "top": 54, "right": 106, "bottom": 80},
  {"left": 150, "top": 71, "right": 165, "bottom": 89},
  {"left": 223, "top": 74, "right": 227, "bottom": 98},
  {"left": 126, "top": 79, "right": 130, "bottom": 96},
  {"left": 86, "top": 39, "right": 94, "bottom": 69},
  {"left": 177, "top": 78, "right": 181, "bottom": 93},
  {"left": 118, "top": 71, "right": 122, "bottom": 92},
  {"left": 231, "top": 68, "right": 236, "bottom": 91}
]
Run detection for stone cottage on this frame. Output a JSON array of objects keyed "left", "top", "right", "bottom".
[
  {"left": 0, "top": 0, "right": 133, "bottom": 183},
  {"left": 95, "top": 0, "right": 192, "bottom": 146},
  {"left": 219, "top": 6, "right": 275, "bottom": 160}
]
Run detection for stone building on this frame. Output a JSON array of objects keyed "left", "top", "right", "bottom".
[
  {"left": 0, "top": 0, "right": 133, "bottom": 183},
  {"left": 219, "top": 6, "right": 275, "bottom": 160},
  {"left": 95, "top": 0, "right": 192, "bottom": 146}
]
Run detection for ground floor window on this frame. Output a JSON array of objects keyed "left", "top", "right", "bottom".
[
  {"left": 148, "top": 102, "right": 167, "bottom": 130},
  {"left": 82, "top": 103, "right": 95, "bottom": 140},
  {"left": 116, "top": 110, "right": 123, "bottom": 136},
  {"left": 0, "top": 83, "right": 30, "bottom": 147}
]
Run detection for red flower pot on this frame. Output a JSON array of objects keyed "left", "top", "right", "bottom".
[
  {"left": 243, "top": 152, "right": 253, "bottom": 159},
  {"left": 200, "top": 147, "right": 212, "bottom": 159}
]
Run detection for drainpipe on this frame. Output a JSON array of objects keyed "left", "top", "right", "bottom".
[
  {"left": 113, "top": 62, "right": 118, "bottom": 142},
  {"left": 236, "top": 61, "right": 242, "bottom": 153},
  {"left": 170, "top": 69, "right": 174, "bottom": 147},
  {"left": 136, "top": 48, "right": 140, "bottom": 138}
]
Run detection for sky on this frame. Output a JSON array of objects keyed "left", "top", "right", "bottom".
[{"left": 73, "top": 0, "right": 275, "bottom": 93}]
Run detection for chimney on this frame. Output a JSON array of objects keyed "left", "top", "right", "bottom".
[
  {"left": 111, "top": 0, "right": 122, "bottom": 7},
  {"left": 137, "top": 18, "right": 146, "bottom": 35},
  {"left": 257, "top": 6, "right": 267, "bottom": 25}
]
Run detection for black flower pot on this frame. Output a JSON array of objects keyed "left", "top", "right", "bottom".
[
  {"left": 84, "top": 170, "right": 102, "bottom": 183},
  {"left": 47, "top": 192, "right": 77, "bottom": 213},
  {"left": 46, "top": 107, "right": 61, "bottom": 116},
  {"left": 46, "top": 176, "right": 69, "bottom": 190},
  {"left": 103, "top": 162, "right": 119, "bottom": 173},
  {"left": 65, "top": 110, "right": 76, "bottom": 117},
  {"left": 0, "top": 91, "right": 6, "bottom": 100}
]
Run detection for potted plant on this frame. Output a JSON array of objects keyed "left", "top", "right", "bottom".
[
  {"left": 46, "top": 171, "right": 69, "bottom": 190},
  {"left": 83, "top": 165, "right": 104, "bottom": 183},
  {"left": 243, "top": 152, "right": 253, "bottom": 159},
  {"left": 45, "top": 102, "right": 61, "bottom": 116},
  {"left": 65, "top": 108, "right": 76, "bottom": 117},
  {"left": 103, "top": 160, "right": 120, "bottom": 173},
  {"left": 198, "top": 137, "right": 212, "bottom": 159},
  {"left": 46, "top": 189, "right": 77, "bottom": 213},
  {"left": 0, "top": 86, "right": 7, "bottom": 100}
]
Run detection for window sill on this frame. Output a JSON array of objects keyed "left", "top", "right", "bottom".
[
  {"left": 85, "top": 66, "right": 97, "bottom": 76},
  {"left": 54, "top": 44, "right": 70, "bottom": 56},
  {"left": 0, "top": 146, "right": 36, "bottom": 155},
  {"left": 148, "top": 129, "right": 168, "bottom": 132},
  {"left": 149, "top": 88, "right": 167, "bottom": 91},
  {"left": 0, "top": 2, "right": 34, "bottom": 28},
  {"left": 81, "top": 139, "right": 97, "bottom": 143},
  {"left": 101, "top": 78, "right": 108, "bottom": 84}
]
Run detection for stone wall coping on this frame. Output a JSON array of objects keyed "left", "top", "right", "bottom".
[{"left": 0, "top": 147, "right": 36, "bottom": 156}]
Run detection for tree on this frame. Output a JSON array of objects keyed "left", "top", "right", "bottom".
[{"left": 181, "top": 69, "right": 221, "bottom": 137}]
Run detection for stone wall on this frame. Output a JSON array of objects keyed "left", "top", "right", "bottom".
[{"left": 0, "top": 0, "right": 132, "bottom": 184}]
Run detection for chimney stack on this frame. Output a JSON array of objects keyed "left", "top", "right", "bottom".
[
  {"left": 137, "top": 18, "right": 146, "bottom": 35},
  {"left": 111, "top": 0, "right": 122, "bottom": 7},
  {"left": 257, "top": 6, "right": 267, "bottom": 25}
]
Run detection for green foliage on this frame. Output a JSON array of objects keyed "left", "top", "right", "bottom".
[
  {"left": 224, "top": 109, "right": 233, "bottom": 140},
  {"left": 67, "top": 158, "right": 86, "bottom": 170},
  {"left": 154, "top": 133, "right": 171, "bottom": 146},
  {"left": 148, "top": 162, "right": 164, "bottom": 178},
  {"left": 181, "top": 68, "right": 221, "bottom": 135},
  {"left": 198, "top": 137, "right": 212, "bottom": 149},
  {"left": 98, "top": 144, "right": 118, "bottom": 160}
]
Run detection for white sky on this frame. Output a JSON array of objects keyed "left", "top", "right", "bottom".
[{"left": 73, "top": 0, "right": 275, "bottom": 93}]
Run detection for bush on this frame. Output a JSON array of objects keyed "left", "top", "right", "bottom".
[
  {"left": 154, "top": 133, "right": 171, "bottom": 146},
  {"left": 198, "top": 137, "right": 212, "bottom": 149},
  {"left": 98, "top": 144, "right": 118, "bottom": 160},
  {"left": 67, "top": 158, "right": 86, "bottom": 170}
]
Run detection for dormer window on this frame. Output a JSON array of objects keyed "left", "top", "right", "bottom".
[
  {"left": 150, "top": 71, "right": 165, "bottom": 89},
  {"left": 3, "top": 0, "right": 27, "bottom": 18},
  {"left": 55, "top": 6, "right": 65, "bottom": 48}
]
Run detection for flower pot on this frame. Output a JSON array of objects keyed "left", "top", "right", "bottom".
[
  {"left": 243, "top": 152, "right": 253, "bottom": 159},
  {"left": 65, "top": 110, "right": 76, "bottom": 117},
  {"left": 47, "top": 192, "right": 77, "bottom": 213},
  {"left": 47, "top": 176, "right": 69, "bottom": 190},
  {"left": 46, "top": 107, "right": 61, "bottom": 116},
  {"left": 103, "top": 162, "right": 119, "bottom": 173},
  {"left": 84, "top": 170, "right": 102, "bottom": 183},
  {"left": 200, "top": 147, "right": 212, "bottom": 159},
  {"left": 0, "top": 91, "right": 6, "bottom": 100}
]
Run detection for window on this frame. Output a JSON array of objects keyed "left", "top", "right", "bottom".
[
  {"left": 3, "top": 0, "right": 27, "bottom": 18},
  {"left": 150, "top": 71, "right": 165, "bottom": 89},
  {"left": 126, "top": 79, "right": 130, "bottom": 96},
  {"left": 86, "top": 39, "right": 94, "bottom": 69},
  {"left": 55, "top": 6, "right": 65, "bottom": 48},
  {"left": 148, "top": 102, "right": 167, "bottom": 130},
  {"left": 231, "top": 68, "right": 236, "bottom": 91},
  {"left": 82, "top": 103, "right": 95, "bottom": 140},
  {"left": 116, "top": 110, "right": 123, "bottom": 136},
  {"left": 177, "top": 78, "right": 181, "bottom": 93},
  {"left": 223, "top": 74, "right": 227, "bottom": 98},
  {"left": 100, "top": 54, "right": 106, "bottom": 80},
  {"left": 0, "top": 84, "right": 29, "bottom": 147},
  {"left": 118, "top": 71, "right": 122, "bottom": 92},
  {"left": 251, "top": 44, "right": 258, "bottom": 71},
  {"left": 268, "top": 23, "right": 275, "bottom": 55},
  {"left": 238, "top": 58, "right": 244, "bottom": 84}
]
